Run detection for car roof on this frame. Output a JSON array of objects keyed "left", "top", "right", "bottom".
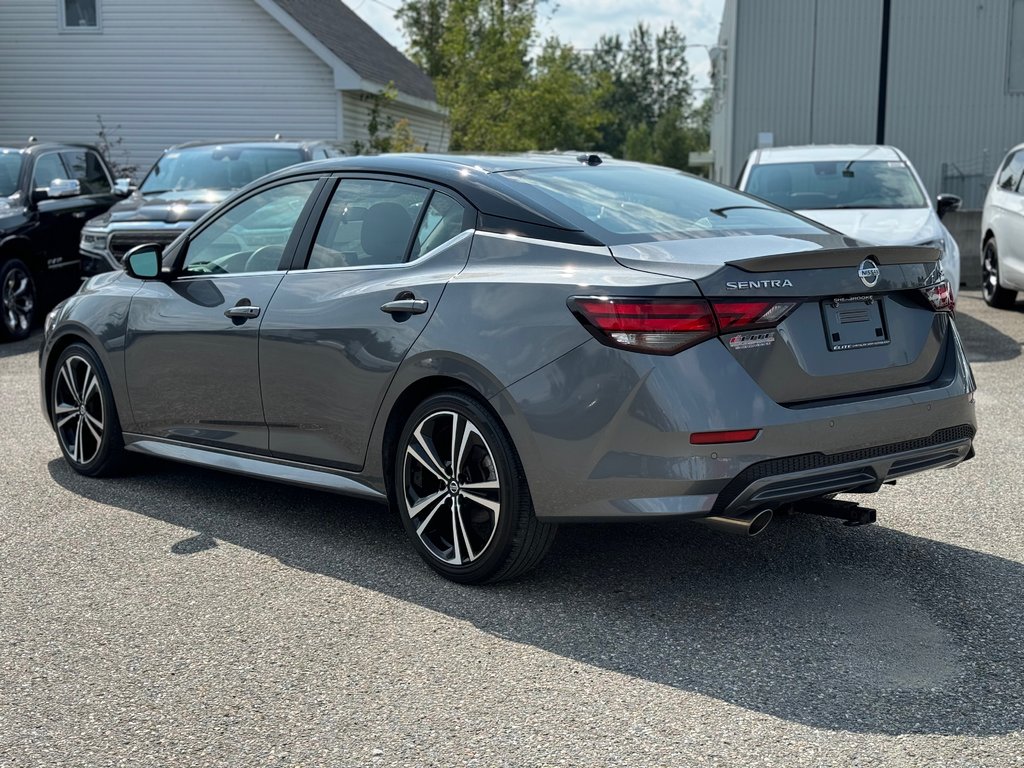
[
  {"left": 165, "top": 139, "right": 342, "bottom": 152},
  {"left": 255, "top": 152, "right": 654, "bottom": 245},
  {"left": 750, "top": 145, "right": 906, "bottom": 165},
  {"left": 0, "top": 141, "right": 100, "bottom": 155}
]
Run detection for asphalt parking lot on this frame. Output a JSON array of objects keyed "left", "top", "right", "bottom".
[{"left": 1, "top": 290, "right": 1023, "bottom": 767}]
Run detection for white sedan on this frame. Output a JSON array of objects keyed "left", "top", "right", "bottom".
[
  {"left": 737, "top": 145, "right": 962, "bottom": 296},
  {"left": 979, "top": 142, "right": 1024, "bottom": 309}
]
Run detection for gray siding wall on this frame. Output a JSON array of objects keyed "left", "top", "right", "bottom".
[
  {"left": 713, "top": 0, "right": 1024, "bottom": 204},
  {"left": 341, "top": 92, "right": 449, "bottom": 154},
  {"left": 886, "top": 0, "right": 1024, "bottom": 200},
  {"left": 0, "top": 0, "right": 338, "bottom": 176}
]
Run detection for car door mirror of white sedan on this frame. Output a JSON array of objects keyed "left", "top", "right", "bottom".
[
  {"left": 124, "top": 243, "right": 165, "bottom": 279},
  {"left": 936, "top": 194, "right": 962, "bottom": 220}
]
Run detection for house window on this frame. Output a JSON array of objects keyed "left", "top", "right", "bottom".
[{"left": 60, "top": 0, "right": 101, "bottom": 31}]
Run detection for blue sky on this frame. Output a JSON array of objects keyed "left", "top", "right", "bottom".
[{"left": 348, "top": 0, "right": 726, "bottom": 89}]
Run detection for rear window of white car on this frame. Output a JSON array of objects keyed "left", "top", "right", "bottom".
[
  {"left": 745, "top": 160, "right": 928, "bottom": 210},
  {"left": 502, "top": 165, "right": 826, "bottom": 243}
]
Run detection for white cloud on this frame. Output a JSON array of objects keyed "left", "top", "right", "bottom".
[{"left": 347, "top": 0, "right": 725, "bottom": 88}]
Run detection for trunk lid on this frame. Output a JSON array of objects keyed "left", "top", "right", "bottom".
[{"left": 610, "top": 237, "right": 950, "bottom": 404}]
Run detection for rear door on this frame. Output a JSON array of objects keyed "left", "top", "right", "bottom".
[
  {"left": 258, "top": 176, "right": 474, "bottom": 470},
  {"left": 124, "top": 177, "right": 322, "bottom": 452}
]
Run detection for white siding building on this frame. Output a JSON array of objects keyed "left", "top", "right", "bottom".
[
  {"left": 0, "top": 0, "right": 447, "bottom": 175},
  {"left": 710, "top": 0, "right": 1024, "bottom": 209}
]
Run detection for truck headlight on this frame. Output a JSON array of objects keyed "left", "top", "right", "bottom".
[{"left": 80, "top": 230, "right": 109, "bottom": 255}]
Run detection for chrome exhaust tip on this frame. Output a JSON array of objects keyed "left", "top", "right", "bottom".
[{"left": 696, "top": 508, "right": 773, "bottom": 537}]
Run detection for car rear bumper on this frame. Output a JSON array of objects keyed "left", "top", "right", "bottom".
[{"left": 496, "top": 333, "right": 977, "bottom": 522}]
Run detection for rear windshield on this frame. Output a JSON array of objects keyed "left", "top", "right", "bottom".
[
  {"left": 140, "top": 146, "right": 306, "bottom": 194},
  {"left": 502, "top": 165, "right": 826, "bottom": 244},
  {"left": 0, "top": 150, "right": 23, "bottom": 197},
  {"left": 745, "top": 160, "right": 928, "bottom": 210}
]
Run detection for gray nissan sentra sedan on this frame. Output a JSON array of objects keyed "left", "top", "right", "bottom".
[{"left": 39, "top": 153, "right": 977, "bottom": 583}]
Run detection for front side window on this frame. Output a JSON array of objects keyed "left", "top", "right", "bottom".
[
  {"left": 503, "top": 165, "right": 825, "bottom": 244},
  {"left": 744, "top": 160, "right": 928, "bottom": 210},
  {"left": 60, "top": 150, "right": 111, "bottom": 195},
  {"left": 140, "top": 146, "right": 307, "bottom": 195},
  {"left": 0, "top": 151, "right": 25, "bottom": 197},
  {"left": 307, "top": 179, "right": 430, "bottom": 269},
  {"left": 997, "top": 151, "right": 1024, "bottom": 192},
  {"left": 182, "top": 180, "right": 317, "bottom": 275},
  {"left": 61, "top": 0, "right": 99, "bottom": 29},
  {"left": 32, "top": 153, "right": 69, "bottom": 190}
]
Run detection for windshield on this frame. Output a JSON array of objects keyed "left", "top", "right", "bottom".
[
  {"left": 503, "top": 165, "right": 826, "bottom": 244},
  {"left": 139, "top": 146, "right": 306, "bottom": 194},
  {"left": 745, "top": 160, "right": 928, "bottom": 210},
  {"left": 0, "top": 150, "right": 23, "bottom": 197}
]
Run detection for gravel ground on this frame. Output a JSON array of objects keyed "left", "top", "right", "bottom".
[{"left": 1, "top": 290, "right": 1022, "bottom": 767}]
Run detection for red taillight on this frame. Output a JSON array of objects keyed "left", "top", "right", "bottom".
[
  {"left": 568, "top": 297, "right": 716, "bottom": 354},
  {"left": 690, "top": 429, "right": 761, "bottom": 445},
  {"left": 569, "top": 296, "right": 800, "bottom": 354},
  {"left": 922, "top": 281, "right": 955, "bottom": 313},
  {"left": 711, "top": 300, "right": 798, "bottom": 330}
]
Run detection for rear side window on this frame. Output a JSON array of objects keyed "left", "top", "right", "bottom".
[
  {"left": 503, "top": 165, "right": 824, "bottom": 244},
  {"left": 61, "top": 149, "right": 111, "bottom": 195},
  {"left": 997, "top": 151, "right": 1024, "bottom": 192},
  {"left": 33, "top": 153, "right": 68, "bottom": 189},
  {"left": 307, "top": 179, "right": 430, "bottom": 268},
  {"left": 411, "top": 191, "right": 469, "bottom": 258}
]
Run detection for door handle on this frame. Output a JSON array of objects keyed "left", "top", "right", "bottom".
[
  {"left": 380, "top": 298, "right": 428, "bottom": 315},
  {"left": 224, "top": 305, "right": 261, "bottom": 319}
]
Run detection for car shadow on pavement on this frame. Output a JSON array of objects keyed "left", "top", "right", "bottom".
[
  {"left": 954, "top": 311, "right": 1022, "bottom": 363},
  {"left": 48, "top": 457, "right": 1024, "bottom": 738},
  {"left": 0, "top": 331, "right": 41, "bottom": 360}
]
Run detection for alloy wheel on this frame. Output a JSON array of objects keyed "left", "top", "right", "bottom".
[
  {"left": 2, "top": 263, "right": 34, "bottom": 337},
  {"left": 982, "top": 244, "right": 999, "bottom": 304},
  {"left": 402, "top": 410, "right": 501, "bottom": 566},
  {"left": 53, "top": 355, "right": 105, "bottom": 466}
]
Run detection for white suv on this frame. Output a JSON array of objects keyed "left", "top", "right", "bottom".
[
  {"left": 737, "top": 145, "right": 962, "bottom": 297},
  {"left": 980, "top": 143, "right": 1024, "bottom": 309}
]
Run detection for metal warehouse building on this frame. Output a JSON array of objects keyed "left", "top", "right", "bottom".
[{"left": 709, "top": 0, "right": 1024, "bottom": 211}]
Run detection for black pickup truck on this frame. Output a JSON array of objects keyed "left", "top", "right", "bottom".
[{"left": 0, "top": 141, "right": 125, "bottom": 341}]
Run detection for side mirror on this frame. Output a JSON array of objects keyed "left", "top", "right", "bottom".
[
  {"left": 936, "top": 193, "right": 962, "bottom": 220},
  {"left": 124, "top": 243, "right": 164, "bottom": 279},
  {"left": 114, "top": 177, "right": 135, "bottom": 197},
  {"left": 47, "top": 178, "right": 82, "bottom": 199}
]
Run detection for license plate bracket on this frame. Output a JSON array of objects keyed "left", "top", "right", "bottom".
[{"left": 821, "top": 295, "right": 889, "bottom": 351}]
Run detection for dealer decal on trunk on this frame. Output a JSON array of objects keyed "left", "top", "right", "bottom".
[{"left": 728, "top": 331, "right": 776, "bottom": 350}]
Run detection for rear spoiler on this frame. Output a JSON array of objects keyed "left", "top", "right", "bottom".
[{"left": 727, "top": 245, "right": 939, "bottom": 273}]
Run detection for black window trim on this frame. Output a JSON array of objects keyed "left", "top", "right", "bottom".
[
  {"left": 172, "top": 173, "right": 329, "bottom": 279},
  {"left": 289, "top": 171, "right": 476, "bottom": 272}
]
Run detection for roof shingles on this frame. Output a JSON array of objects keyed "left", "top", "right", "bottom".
[{"left": 272, "top": 0, "right": 436, "bottom": 103}]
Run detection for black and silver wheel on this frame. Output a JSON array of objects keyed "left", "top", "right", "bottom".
[
  {"left": 51, "top": 343, "right": 125, "bottom": 477},
  {"left": 395, "top": 392, "right": 556, "bottom": 584},
  {"left": 982, "top": 239, "right": 1018, "bottom": 309},
  {"left": 0, "top": 258, "right": 36, "bottom": 342}
]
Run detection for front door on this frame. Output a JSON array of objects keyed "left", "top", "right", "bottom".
[
  {"left": 259, "top": 178, "right": 474, "bottom": 469},
  {"left": 124, "top": 178, "right": 320, "bottom": 452}
]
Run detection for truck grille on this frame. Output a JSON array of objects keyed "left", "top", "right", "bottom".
[{"left": 108, "top": 231, "right": 184, "bottom": 262}]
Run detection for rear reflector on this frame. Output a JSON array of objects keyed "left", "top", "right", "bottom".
[
  {"left": 690, "top": 429, "right": 761, "bottom": 445},
  {"left": 922, "top": 281, "right": 955, "bottom": 313},
  {"left": 568, "top": 297, "right": 717, "bottom": 354}
]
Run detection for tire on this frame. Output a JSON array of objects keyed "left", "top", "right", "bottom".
[
  {"left": 51, "top": 343, "right": 126, "bottom": 477},
  {"left": 394, "top": 391, "right": 557, "bottom": 584},
  {"left": 982, "top": 239, "right": 1018, "bottom": 309},
  {"left": 0, "top": 258, "right": 37, "bottom": 342}
]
